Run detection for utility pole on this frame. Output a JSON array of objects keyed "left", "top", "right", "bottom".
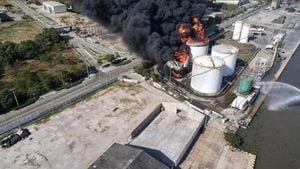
[
  {"left": 12, "top": 89, "right": 19, "bottom": 106},
  {"left": 86, "top": 64, "right": 90, "bottom": 78}
]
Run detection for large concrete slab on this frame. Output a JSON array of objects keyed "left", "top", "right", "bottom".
[
  {"left": 0, "top": 82, "right": 177, "bottom": 169},
  {"left": 130, "top": 102, "right": 206, "bottom": 167}
]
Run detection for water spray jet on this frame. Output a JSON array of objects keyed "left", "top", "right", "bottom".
[{"left": 257, "top": 81, "right": 300, "bottom": 111}]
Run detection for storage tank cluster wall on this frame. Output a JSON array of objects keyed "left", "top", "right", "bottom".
[
  {"left": 211, "top": 44, "right": 239, "bottom": 77},
  {"left": 240, "top": 23, "right": 251, "bottom": 44},
  {"left": 191, "top": 56, "right": 225, "bottom": 95},
  {"left": 232, "top": 21, "right": 251, "bottom": 43},
  {"left": 187, "top": 42, "right": 209, "bottom": 59},
  {"left": 232, "top": 21, "right": 243, "bottom": 40}
]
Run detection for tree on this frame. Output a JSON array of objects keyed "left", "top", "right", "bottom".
[
  {"left": 35, "top": 28, "right": 63, "bottom": 51},
  {"left": 16, "top": 40, "right": 40, "bottom": 60},
  {"left": 13, "top": 70, "right": 47, "bottom": 100},
  {"left": 0, "top": 41, "right": 18, "bottom": 64},
  {"left": 0, "top": 89, "right": 16, "bottom": 114}
]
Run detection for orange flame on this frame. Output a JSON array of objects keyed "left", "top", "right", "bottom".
[
  {"left": 174, "top": 49, "right": 188, "bottom": 63},
  {"left": 178, "top": 17, "right": 208, "bottom": 43}
]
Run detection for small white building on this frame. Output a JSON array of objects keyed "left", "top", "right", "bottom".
[
  {"left": 231, "top": 96, "right": 248, "bottom": 110},
  {"left": 42, "top": 1, "right": 66, "bottom": 14},
  {"left": 215, "top": 0, "right": 249, "bottom": 5}
]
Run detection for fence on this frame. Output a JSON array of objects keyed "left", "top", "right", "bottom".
[{"left": 0, "top": 77, "right": 117, "bottom": 135}]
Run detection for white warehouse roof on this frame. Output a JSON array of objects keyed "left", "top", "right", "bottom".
[
  {"left": 43, "top": 1, "right": 66, "bottom": 7},
  {"left": 231, "top": 96, "right": 248, "bottom": 110}
]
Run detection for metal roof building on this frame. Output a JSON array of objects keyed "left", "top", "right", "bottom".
[
  {"left": 88, "top": 143, "right": 169, "bottom": 169},
  {"left": 42, "top": 1, "right": 66, "bottom": 14},
  {"left": 130, "top": 102, "right": 206, "bottom": 168}
]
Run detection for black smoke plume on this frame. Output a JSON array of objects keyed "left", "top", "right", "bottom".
[{"left": 72, "top": 0, "right": 206, "bottom": 65}]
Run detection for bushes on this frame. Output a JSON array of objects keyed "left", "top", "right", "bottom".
[
  {"left": 224, "top": 132, "right": 242, "bottom": 147},
  {"left": 0, "top": 89, "right": 17, "bottom": 114},
  {"left": 134, "top": 64, "right": 154, "bottom": 78}
]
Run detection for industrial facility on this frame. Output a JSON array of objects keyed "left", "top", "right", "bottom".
[
  {"left": 130, "top": 102, "right": 206, "bottom": 168},
  {"left": 161, "top": 40, "right": 241, "bottom": 96},
  {"left": 1, "top": 0, "right": 299, "bottom": 168},
  {"left": 191, "top": 56, "right": 225, "bottom": 95},
  {"left": 211, "top": 44, "right": 239, "bottom": 77},
  {"left": 187, "top": 41, "right": 209, "bottom": 59},
  {"left": 232, "top": 21, "right": 252, "bottom": 44}
]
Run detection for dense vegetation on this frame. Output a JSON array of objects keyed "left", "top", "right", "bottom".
[
  {"left": 224, "top": 132, "right": 242, "bottom": 147},
  {"left": 134, "top": 62, "right": 161, "bottom": 82},
  {"left": 0, "top": 28, "right": 86, "bottom": 114},
  {"left": 134, "top": 62, "right": 154, "bottom": 78},
  {"left": 96, "top": 53, "right": 132, "bottom": 67}
]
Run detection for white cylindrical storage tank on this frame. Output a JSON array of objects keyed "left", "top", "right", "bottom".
[
  {"left": 191, "top": 56, "right": 225, "bottom": 95},
  {"left": 211, "top": 44, "right": 239, "bottom": 77},
  {"left": 187, "top": 42, "right": 209, "bottom": 59},
  {"left": 232, "top": 21, "right": 243, "bottom": 40},
  {"left": 240, "top": 23, "right": 251, "bottom": 43}
]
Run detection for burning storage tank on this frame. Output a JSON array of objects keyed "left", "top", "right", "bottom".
[
  {"left": 178, "top": 17, "right": 209, "bottom": 59},
  {"left": 240, "top": 23, "right": 251, "bottom": 44},
  {"left": 187, "top": 42, "right": 209, "bottom": 59},
  {"left": 163, "top": 49, "right": 190, "bottom": 78},
  {"left": 191, "top": 56, "right": 225, "bottom": 95},
  {"left": 211, "top": 44, "right": 239, "bottom": 77},
  {"left": 233, "top": 21, "right": 243, "bottom": 40}
]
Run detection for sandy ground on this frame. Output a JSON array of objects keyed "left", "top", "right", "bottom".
[
  {"left": 180, "top": 119, "right": 255, "bottom": 169},
  {"left": 215, "top": 146, "right": 256, "bottom": 169},
  {"left": 0, "top": 82, "right": 177, "bottom": 169}
]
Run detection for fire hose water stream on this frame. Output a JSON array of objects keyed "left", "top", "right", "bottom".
[{"left": 257, "top": 81, "right": 300, "bottom": 111}]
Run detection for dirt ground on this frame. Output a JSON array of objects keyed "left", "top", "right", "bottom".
[
  {"left": 0, "top": 82, "right": 177, "bottom": 169},
  {"left": 0, "top": 20, "right": 43, "bottom": 43}
]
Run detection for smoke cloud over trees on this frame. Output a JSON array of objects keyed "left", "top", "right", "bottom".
[{"left": 73, "top": 0, "right": 206, "bottom": 65}]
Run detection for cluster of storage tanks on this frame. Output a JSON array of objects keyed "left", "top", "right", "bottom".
[
  {"left": 188, "top": 42, "right": 239, "bottom": 95},
  {"left": 232, "top": 21, "right": 251, "bottom": 44}
]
